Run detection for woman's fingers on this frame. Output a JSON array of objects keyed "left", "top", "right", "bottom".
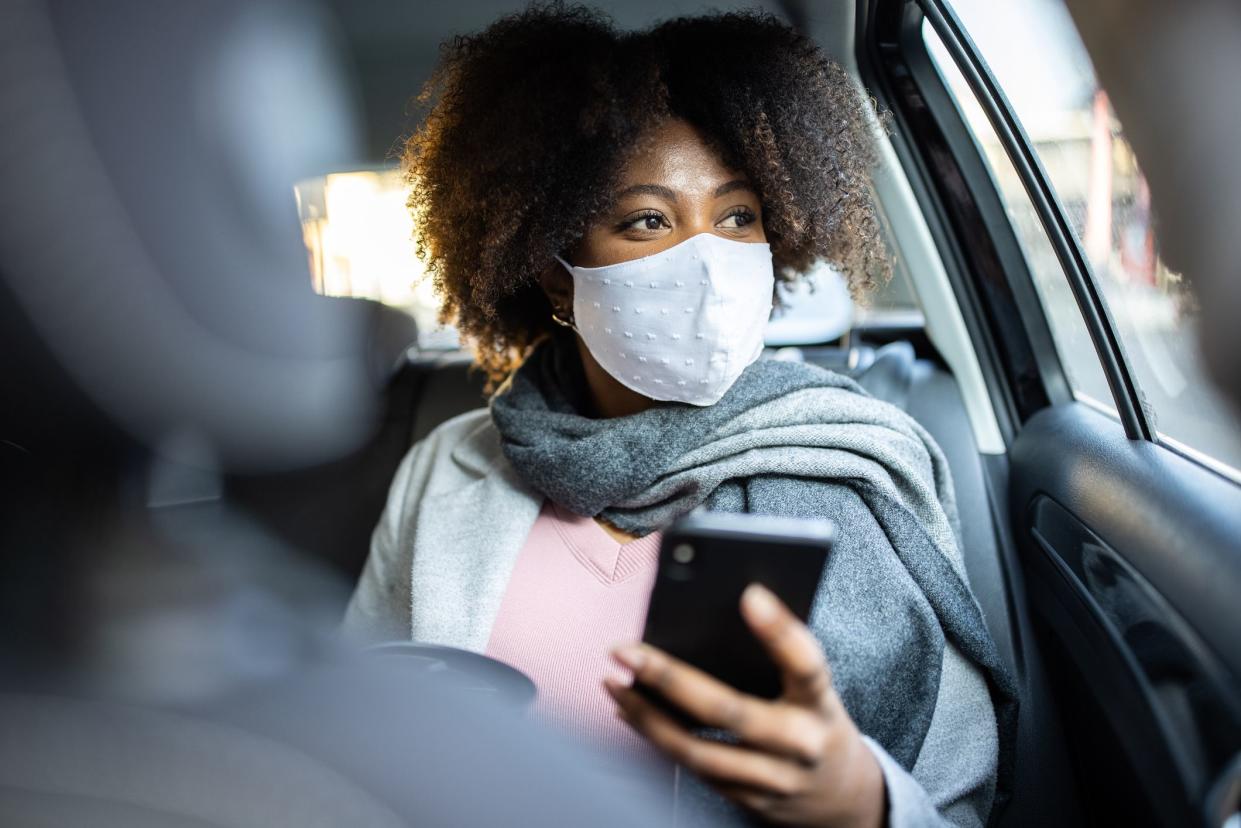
[
  {"left": 740, "top": 583, "right": 835, "bottom": 709},
  {"left": 610, "top": 644, "right": 829, "bottom": 765},
  {"left": 609, "top": 589, "right": 881, "bottom": 827},
  {"left": 605, "top": 679, "right": 809, "bottom": 797}
]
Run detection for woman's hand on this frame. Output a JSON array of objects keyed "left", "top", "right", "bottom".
[{"left": 605, "top": 584, "right": 886, "bottom": 828}]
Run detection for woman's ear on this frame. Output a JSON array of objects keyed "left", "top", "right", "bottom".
[{"left": 538, "top": 260, "right": 574, "bottom": 317}]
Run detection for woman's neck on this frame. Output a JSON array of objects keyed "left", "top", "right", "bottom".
[
  {"left": 574, "top": 337, "right": 658, "bottom": 419},
  {"left": 595, "top": 518, "right": 642, "bottom": 544}
]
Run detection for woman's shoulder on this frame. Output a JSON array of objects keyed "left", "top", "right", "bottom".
[
  {"left": 393, "top": 406, "right": 514, "bottom": 496},
  {"left": 421, "top": 406, "right": 496, "bottom": 449}
]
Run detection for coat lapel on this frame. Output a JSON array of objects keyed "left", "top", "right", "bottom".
[{"left": 407, "top": 416, "right": 543, "bottom": 652}]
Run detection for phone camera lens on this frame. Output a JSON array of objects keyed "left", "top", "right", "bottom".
[{"left": 672, "top": 543, "right": 694, "bottom": 564}]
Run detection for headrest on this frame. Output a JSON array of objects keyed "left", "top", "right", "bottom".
[
  {"left": 765, "top": 266, "right": 855, "bottom": 347},
  {"left": 0, "top": 0, "right": 376, "bottom": 472}
]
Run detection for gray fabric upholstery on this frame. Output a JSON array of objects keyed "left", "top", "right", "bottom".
[{"left": 905, "top": 361, "right": 1014, "bottom": 677}]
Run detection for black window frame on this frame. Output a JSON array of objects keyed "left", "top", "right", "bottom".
[{"left": 855, "top": 0, "right": 1155, "bottom": 444}]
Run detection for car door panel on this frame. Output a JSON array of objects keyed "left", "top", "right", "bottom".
[{"left": 1011, "top": 403, "right": 1241, "bottom": 826}]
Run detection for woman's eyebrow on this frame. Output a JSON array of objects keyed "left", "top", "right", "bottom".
[
  {"left": 615, "top": 183, "right": 679, "bottom": 202},
  {"left": 713, "top": 179, "right": 754, "bottom": 197}
]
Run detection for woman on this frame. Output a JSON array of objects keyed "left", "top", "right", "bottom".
[{"left": 345, "top": 6, "right": 1015, "bottom": 827}]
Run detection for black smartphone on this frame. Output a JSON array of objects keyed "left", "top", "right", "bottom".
[{"left": 639, "top": 511, "right": 834, "bottom": 703}]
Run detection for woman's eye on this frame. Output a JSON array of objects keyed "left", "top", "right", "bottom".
[
  {"left": 718, "top": 208, "right": 757, "bottom": 229},
  {"left": 620, "top": 212, "right": 670, "bottom": 233}
]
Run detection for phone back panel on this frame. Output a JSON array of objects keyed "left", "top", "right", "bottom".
[{"left": 641, "top": 512, "right": 833, "bottom": 700}]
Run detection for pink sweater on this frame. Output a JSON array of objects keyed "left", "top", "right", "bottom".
[{"left": 484, "top": 500, "right": 663, "bottom": 762}]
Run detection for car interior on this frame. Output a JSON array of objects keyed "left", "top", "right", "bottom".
[{"left": 2, "top": 0, "right": 1239, "bottom": 826}]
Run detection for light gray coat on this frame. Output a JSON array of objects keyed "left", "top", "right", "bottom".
[{"left": 344, "top": 408, "right": 998, "bottom": 827}]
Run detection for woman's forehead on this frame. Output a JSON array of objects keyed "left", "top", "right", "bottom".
[{"left": 617, "top": 119, "right": 749, "bottom": 197}]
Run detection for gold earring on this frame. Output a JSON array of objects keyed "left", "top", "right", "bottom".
[{"left": 551, "top": 308, "right": 576, "bottom": 329}]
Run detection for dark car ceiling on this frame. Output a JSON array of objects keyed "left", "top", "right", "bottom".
[{"left": 325, "top": 0, "right": 794, "bottom": 162}]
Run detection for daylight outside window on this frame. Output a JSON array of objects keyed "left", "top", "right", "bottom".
[
  {"left": 928, "top": 0, "right": 1241, "bottom": 477},
  {"left": 294, "top": 169, "right": 459, "bottom": 349}
]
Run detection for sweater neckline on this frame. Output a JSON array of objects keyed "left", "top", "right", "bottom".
[{"left": 547, "top": 500, "right": 661, "bottom": 585}]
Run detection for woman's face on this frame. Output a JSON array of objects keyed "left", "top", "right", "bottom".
[
  {"left": 568, "top": 118, "right": 766, "bottom": 268},
  {"left": 541, "top": 118, "right": 768, "bottom": 418}
]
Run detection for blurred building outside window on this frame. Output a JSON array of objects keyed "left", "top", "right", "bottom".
[
  {"left": 929, "top": 0, "right": 1241, "bottom": 477},
  {"left": 294, "top": 169, "right": 459, "bottom": 350}
]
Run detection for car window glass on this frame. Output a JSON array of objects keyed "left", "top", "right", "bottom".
[
  {"left": 294, "top": 169, "right": 460, "bottom": 349},
  {"left": 926, "top": 1, "right": 1241, "bottom": 477},
  {"left": 922, "top": 22, "right": 1114, "bottom": 410}
]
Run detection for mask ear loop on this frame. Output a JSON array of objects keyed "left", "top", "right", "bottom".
[{"left": 551, "top": 256, "right": 578, "bottom": 331}]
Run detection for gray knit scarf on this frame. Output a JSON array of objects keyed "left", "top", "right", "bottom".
[{"left": 490, "top": 334, "right": 1016, "bottom": 805}]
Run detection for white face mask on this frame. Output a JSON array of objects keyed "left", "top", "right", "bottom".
[{"left": 557, "top": 233, "right": 774, "bottom": 406}]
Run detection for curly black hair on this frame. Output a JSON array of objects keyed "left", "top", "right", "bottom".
[{"left": 404, "top": 2, "right": 889, "bottom": 385}]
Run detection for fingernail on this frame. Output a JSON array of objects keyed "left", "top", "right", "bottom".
[
  {"left": 613, "top": 644, "right": 647, "bottom": 671},
  {"left": 743, "top": 583, "right": 778, "bottom": 622}
]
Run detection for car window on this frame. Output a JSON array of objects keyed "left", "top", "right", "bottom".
[
  {"left": 925, "top": 0, "right": 1241, "bottom": 477},
  {"left": 295, "top": 169, "right": 460, "bottom": 349}
]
